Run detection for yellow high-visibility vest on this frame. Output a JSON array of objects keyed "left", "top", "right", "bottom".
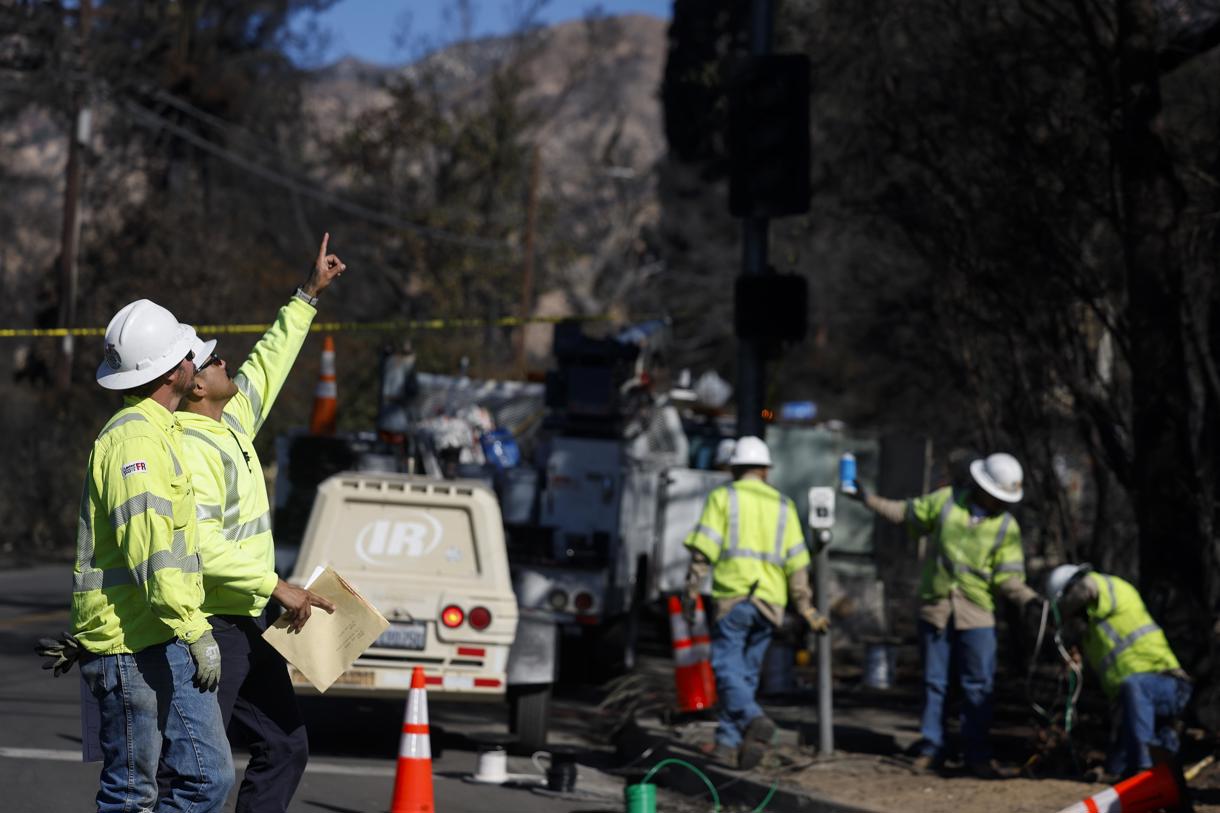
[
  {"left": 72, "top": 397, "right": 209, "bottom": 654},
  {"left": 1082, "top": 573, "right": 1180, "bottom": 699},
  {"left": 179, "top": 297, "right": 317, "bottom": 617},
  {"left": 684, "top": 478, "right": 811, "bottom": 607},
  {"left": 907, "top": 487, "right": 1026, "bottom": 612}
]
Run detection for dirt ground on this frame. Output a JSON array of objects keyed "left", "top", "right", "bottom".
[{"left": 768, "top": 749, "right": 1220, "bottom": 813}]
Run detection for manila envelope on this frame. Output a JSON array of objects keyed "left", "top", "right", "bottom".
[{"left": 263, "top": 567, "right": 389, "bottom": 693}]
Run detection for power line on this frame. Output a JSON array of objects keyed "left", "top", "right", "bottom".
[{"left": 115, "top": 97, "right": 516, "bottom": 253}]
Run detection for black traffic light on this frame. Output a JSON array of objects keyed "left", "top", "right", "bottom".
[
  {"left": 735, "top": 272, "right": 808, "bottom": 348},
  {"left": 728, "top": 54, "right": 811, "bottom": 218}
]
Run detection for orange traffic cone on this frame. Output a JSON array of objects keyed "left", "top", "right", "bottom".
[
  {"left": 689, "top": 595, "right": 718, "bottom": 707},
  {"left": 668, "top": 595, "right": 714, "bottom": 712},
  {"left": 1053, "top": 763, "right": 1187, "bottom": 813},
  {"left": 390, "top": 666, "right": 434, "bottom": 813},
  {"left": 309, "top": 336, "right": 337, "bottom": 435}
]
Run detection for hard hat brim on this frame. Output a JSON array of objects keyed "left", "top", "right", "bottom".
[
  {"left": 95, "top": 324, "right": 197, "bottom": 391},
  {"left": 191, "top": 337, "right": 218, "bottom": 363},
  {"left": 970, "top": 459, "right": 1023, "bottom": 503}
]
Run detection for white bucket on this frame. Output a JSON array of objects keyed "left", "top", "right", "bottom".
[{"left": 863, "top": 643, "right": 896, "bottom": 689}]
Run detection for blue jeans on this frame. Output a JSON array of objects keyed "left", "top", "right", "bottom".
[
  {"left": 80, "top": 639, "right": 234, "bottom": 812},
  {"left": 710, "top": 601, "right": 774, "bottom": 748},
  {"left": 918, "top": 620, "right": 996, "bottom": 764},
  {"left": 1108, "top": 673, "right": 1192, "bottom": 776}
]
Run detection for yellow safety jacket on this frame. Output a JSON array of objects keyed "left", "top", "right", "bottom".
[
  {"left": 907, "top": 486, "right": 1026, "bottom": 612},
  {"left": 683, "top": 478, "right": 811, "bottom": 608},
  {"left": 71, "top": 397, "right": 209, "bottom": 654},
  {"left": 178, "top": 297, "right": 316, "bottom": 617},
  {"left": 1082, "top": 573, "right": 1180, "bottom": 700}
]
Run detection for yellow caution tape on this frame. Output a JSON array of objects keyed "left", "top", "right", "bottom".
[{"left": 0, "top": 314, "right": 609, "bottom": 338}]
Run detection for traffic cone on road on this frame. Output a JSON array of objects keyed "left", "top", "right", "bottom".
[
  {"left": 689, "top": 595, "right": 718, "bottom": 707},
  {"left": 668, "top": 595, "right": 714, "bottom": 712},
  {"left": 1053, "top": 762, "right": 1187, "bottom": 813},
  {"left": 390, "top": 666, "right": 434, "bottom": 813},
  {"left": 309, "top": 335, "right": 337, "bottom": 435}
]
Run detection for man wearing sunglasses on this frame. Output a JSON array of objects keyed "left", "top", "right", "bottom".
[
  {"left": 61, "top": 299, "right": 234, "bottom": 812},
  {"left": 175, "top": 234, "right": 345, "bottom": 813}
]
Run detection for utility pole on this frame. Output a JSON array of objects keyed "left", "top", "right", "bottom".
[
  {"left": 57, "top": 0, "right": 92, "bottom": 390},
  {"left": 736, "top": 0, "right": 773, "bottom": 437},
  {"left": 516, "top": 144, "right": 541, "bottom": 378}
]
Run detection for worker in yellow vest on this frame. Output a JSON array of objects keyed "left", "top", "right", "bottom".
[
  {"left": 49, "top": 300, "right": 234, "bottom": 811},
  {"left": 176, "top": 234, "right": 344, "bottom": 812},
  {"left": 684, "top": 436, "right": 830, "bottom": 769},
  {"left": 1045, "top": 564, "right": 1191, "bottom": 779},
  {"left": 847, "top": 452, "right": 1040, "bottom": 778}
]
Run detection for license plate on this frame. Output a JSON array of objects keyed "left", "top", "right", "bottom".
[
  {"left": 375, "top": 622, "right": 427, "bottom": 650},
  {"left": 332, "top": 669, "right": 376, "bottom": 687}
]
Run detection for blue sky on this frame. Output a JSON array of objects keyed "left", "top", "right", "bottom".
[{"left": 292, "top": 0, "right": 673, "bottom": 67}]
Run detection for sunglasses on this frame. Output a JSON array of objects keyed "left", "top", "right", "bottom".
[{"left": 198, "top": 353, "right": 222, "bottom": 372}]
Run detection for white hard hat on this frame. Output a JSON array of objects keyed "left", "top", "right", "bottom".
[
  {"left": 729, "top": 435, "right": 772, "bottom": 467},
  {"left": 1045, "top": 563, "right": 1088, "bottom": 601},
  {"left": 970, "top": 452, "right": 1024, "bottom": 503},
  {"left": 188, "top": 334, "right": 218, "bottom": 367},
  {"left": 96, "top": 299, "right": 197, "bottom": 390},
  {"left": 713, "top": 438, "right": 737, "bottom": 467}
]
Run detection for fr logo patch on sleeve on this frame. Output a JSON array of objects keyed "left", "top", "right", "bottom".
[{"left": 121, "top": 460, "right": 148, "bottom": 478}]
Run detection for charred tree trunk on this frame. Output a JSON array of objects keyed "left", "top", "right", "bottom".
[{"left": 1116, "top": 0, "right": 1214, "bottom": 678}]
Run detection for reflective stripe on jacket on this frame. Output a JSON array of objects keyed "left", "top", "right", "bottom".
[
  {"left": 71, "top": 397, "right": 209, "bottom": 654},
  {"left": 179, "top": 297, "right": 316, "bottom": 617},
  {"left": 1082, "top": 572, "right": 1180, "bottom": 699},
  {"left": 683, "top": 478, "right": 811, "bottom": 607},
  {"left": 907, "top": 486, "right": 1025, "bottom": 612}
]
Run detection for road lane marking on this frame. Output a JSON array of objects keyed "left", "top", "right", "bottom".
[{"left": 0, "top": 747, "right": 396, "bottom": 777}]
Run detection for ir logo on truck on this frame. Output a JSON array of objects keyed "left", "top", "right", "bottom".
[{"left": 355, "top": 514, "right": 443, "bottom": 564}]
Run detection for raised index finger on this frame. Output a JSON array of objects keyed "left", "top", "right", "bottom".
[{"left": 316, "top": 232, "right": 330, "bottom": 264}]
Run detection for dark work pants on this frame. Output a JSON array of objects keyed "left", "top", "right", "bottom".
[{"left": 210, "top": 613, "right": 309, "bottom": 813}]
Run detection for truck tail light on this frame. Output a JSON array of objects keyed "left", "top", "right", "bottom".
[
  {"left": 468, "top": 606, "right": 492, "bottom": 630},
  {"left": 441, "top": 605, "right": 464, "bottom": 628},
  {"left": 574, "top": 592, "right": 594, "bottom": 612},
  {"left": 547, "top": 589, "right": 569, "bottom": 610}
]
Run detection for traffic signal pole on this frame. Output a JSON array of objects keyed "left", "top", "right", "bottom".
[{"left": 736, "top": 0, "right": 774, "bottom": 439}]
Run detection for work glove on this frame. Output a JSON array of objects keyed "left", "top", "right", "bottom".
[
  {"left": 187, "top": 630, "right": 222, "bottom": 692},
  {"left": 35, "top": 632, "right": 82, "bottom": 677},
  {"left": 803, "top": 608, "right": 830, "bottom": 635}
]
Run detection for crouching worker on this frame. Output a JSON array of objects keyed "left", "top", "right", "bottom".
[
  {"left": 1045, "top": 564, "right": 1191, "bottom": 779},
  {"left": 683, "top": 436, "right": 830, "bottom": 770}
]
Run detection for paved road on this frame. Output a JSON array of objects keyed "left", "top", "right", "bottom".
[{"left": 0, "top": 564, "right": 637, "bottom": 813}]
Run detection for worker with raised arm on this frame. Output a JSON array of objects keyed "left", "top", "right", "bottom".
[
  {"left": 53, "top": 300, "right": 234, "bottom": 812},
  {"left": 683, "top": 436, "right": 829, "bottom": 769},
  {"left": 175, "top": 234, "right": 345, "bottom": 812},
  {"left": 1045, "top": 564, "right": 1191, "bottom": 780},
  {"left": 846, "top": 452, "right": 1040, "bottom": 779}
]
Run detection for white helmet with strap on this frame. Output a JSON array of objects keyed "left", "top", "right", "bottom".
[
  {"left": 96, "top": 299, "right": 197, "bottom": 390},
  {"left": 970, "top": 452, "right": 1024, "bottom": 503}
]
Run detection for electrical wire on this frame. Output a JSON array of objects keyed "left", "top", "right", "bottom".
[{"left": 112, "top": 96, "right": 515, "bottom": 252}]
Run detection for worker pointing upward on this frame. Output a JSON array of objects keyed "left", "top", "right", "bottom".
[
  {"left": 175, "top": 233, "right": 343, "bottom": 812},
  {"left": 684, "top": 436, "right": 830, "bottom": 770}
]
